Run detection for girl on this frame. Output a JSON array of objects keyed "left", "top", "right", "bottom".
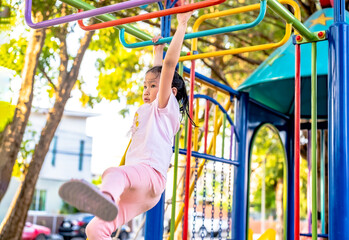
[{"left": 59, "top": 5, "right": 193, "bottom": 240}]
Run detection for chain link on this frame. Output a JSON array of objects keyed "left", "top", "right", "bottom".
[
  {"left": 218, "top": 163, "right": 224, "bottom": 239},
  {"left": 211, "top": 161, "right": 216, "bottom": 240},
  {"left": 192, "top": 158, "right": 199, "bottom": 240},
  {"left": 227, "top": 165, "right": 232, "bottom": 239},
  {"left": 201, "top": 161, "right": 207, "bottom": 240}
]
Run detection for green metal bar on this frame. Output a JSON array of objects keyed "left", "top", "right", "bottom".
[
  {"left": 267, "top": 0, "right": 317, "bottom": 41},
  {"left": 221, "top": 114, "right": 226, "bottom": 158},
  {"left": 61, "top": 0, "right": 151, "bottom": 40},
  {"left": 311, "top": 42, "right": 318, "bottom": 240},
  {"left": 170, "top": 130, "right": 181, "bottom": 240},
  {"left": 170, "top": 62, "right": 183, "bottom": 240},
  {"left": 178, "top": 62, "right": 184, "bottom": 76},
  {"left": 184, "top": 115, "right": 188, "bottom": 149},
  {"left": 320, "top": 129, "right": 326, "bottom": 234}
]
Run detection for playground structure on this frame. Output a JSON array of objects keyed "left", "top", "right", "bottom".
[{"left": 24, "top": 0, "right": 349, "bottom": 239}]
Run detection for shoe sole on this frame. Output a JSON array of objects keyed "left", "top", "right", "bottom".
[{"left": 59, "top": 180, "right": 118, "bottom": 221}]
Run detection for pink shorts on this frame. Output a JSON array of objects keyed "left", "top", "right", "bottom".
[{"left": 86, "top": 163, "right": 166, "bottom": 240}]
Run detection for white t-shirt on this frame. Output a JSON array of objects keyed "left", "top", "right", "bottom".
[{"left": 125, "top": 93, "right": 180, "bottom": 178}]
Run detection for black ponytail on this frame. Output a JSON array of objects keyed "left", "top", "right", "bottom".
[{"left": 146, "top": 66, "right": 195, "bottom": 126}]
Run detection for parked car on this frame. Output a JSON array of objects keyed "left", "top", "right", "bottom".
[
  {"left": 22, "top": 222, "right": 51, "bottom": 240},
  {"left": 58, "top": 213, "right": 130, "bottom": 240}
]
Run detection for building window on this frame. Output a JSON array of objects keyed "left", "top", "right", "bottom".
[
  {"left": 30, "top": 189, "right": 47, "bottom": 211},
  {"left": 79, "top": 140, "right": 85, "bottom": 171},
  {"left": 52, "top": 136, "right": 58, "bottom": 166}
]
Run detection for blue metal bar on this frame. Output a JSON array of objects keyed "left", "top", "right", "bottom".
[
  {"left": 300, "top": 233, "right": 328, "bottom": 238},
  {"left": 183, "top": 66, "right": 240, "bottom": 97},
  {"left": 169, "top": 0, "right": 179, "bottom": 8},
  {"left": 231, "top": 92, "right": 249, "bottom": 240},
  {"left": 145, "top": 193, "right": 165, "bottom": 240},
  {"left": 320, "top": 130, "right": 326, "bottom": 234},
  {"left": 144, "top": 8, "right": 169, "bottom": 238},
  {"left": 328, "top": 1, "right": 349, "bottom": 237},
  {"left": 177, "top": 148, "right": 240, "bottom": 166},
  {"left": 333, "top": 0, "right": 345, "bottom": 22},
  {"left": 119, "top": 0, "right": 267, "bottom": 48},
  {"left": 286, "top": 120, "right": 295, "bottom": 240},
  {"left": 194, "top": 94, "right": 240, "bottom": 142},
  {"left": 158, "top": 1, "right": 165, "bottom": 36}
]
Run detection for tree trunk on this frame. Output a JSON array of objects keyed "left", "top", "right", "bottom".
[
  {"left": 0, "top": 13, "right": 46, "bottom": 201},
  {"left": 0, "top": 27, "right": 94, "bottom": 240}
]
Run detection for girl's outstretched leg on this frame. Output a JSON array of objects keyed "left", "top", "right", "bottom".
[{"left": 58, "top": 179, "right": 118, "bottom": 221}]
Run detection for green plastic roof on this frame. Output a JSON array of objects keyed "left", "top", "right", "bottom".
[{"left": 238, "top": 8, "right": 349, "bottom": 118}]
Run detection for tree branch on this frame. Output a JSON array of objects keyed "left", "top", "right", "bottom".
[
  {"left": 297, "top": 0, "right": 312, "bottom": 17},
  {"left": 38, "top": 65, "right": 58, "bottom": 91},
  {"left": 56, "top": 4, "right": 69, "bottom": 88}
]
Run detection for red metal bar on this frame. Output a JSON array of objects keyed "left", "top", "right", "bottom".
[
  {"left": 77, "top": 0, "right": 225, "bottom": 31},
  {"left": 183, "top": 59, "right": 195, "bottom": 240},
  {"left": 204, "top": 100, "right": 210, "bottom": 154},
  {"left": 294, "top": 43, "right": 301, "bottom": 240}
]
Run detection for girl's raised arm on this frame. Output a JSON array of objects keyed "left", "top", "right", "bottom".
[
  {"left": 158, "top": 1, "right": 193, "bottom": 109},
  {"left": 152, "top": 36, "right": 165, "bottom": 66}
]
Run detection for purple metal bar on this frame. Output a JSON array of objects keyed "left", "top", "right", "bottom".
[{"left": 25, "top": 0, "right": 160, "bottom": 29}]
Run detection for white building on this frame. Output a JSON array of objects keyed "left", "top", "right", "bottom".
[{"left": 0, "top": 108, "right": 95, "bottom": 221}]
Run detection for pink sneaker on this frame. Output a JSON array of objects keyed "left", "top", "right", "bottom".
[{"left": 59, "top": 179, "right": 118, "bottom": 221}]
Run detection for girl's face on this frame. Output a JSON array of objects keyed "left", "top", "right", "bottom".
[{"left": 143, "top": 72, "right": 160, "bottom": 104}]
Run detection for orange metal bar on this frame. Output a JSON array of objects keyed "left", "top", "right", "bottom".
[{"left": 77, "top": 0, "right": 225, "bottom": 31}]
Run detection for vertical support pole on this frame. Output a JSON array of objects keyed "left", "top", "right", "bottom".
[
  {"left": 169, "top": 61, "right": 184, "bottom": 240},
  {"left": 145, "top": 9, "right": 172, "bottom": 239},
  {"left": 294, "top": 43, "right": 301, "bottom": 240},
  {"left": 328, "top": 0, "right": 349, "bottom": 237},
  {"left": 307, "top": 129, "right": 312, "bottom": 233},
  {"left": 231, "top": 92, "right": 249, "bottom": 240},
  {"left": 261, "top": 158, "right": 266, "bottom": 233},
  {"left": 145, "top": 194, "right": 165, "bottom": 240},
  {"left": 311, "top": 42, "right": 318, "bottom": 240},
  {"left": 183, "top": 59, "right": 196, "bottom": 240},
  {"left": 320, "top": 130, "right": 326, "bottom": 234},
  {"left": 286, "top": 115, "right": 295, "bottom": 240}
]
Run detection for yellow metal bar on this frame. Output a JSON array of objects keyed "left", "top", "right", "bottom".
[
  {"left": 119, "top": 139, "right": 132, "bottom": 166},
  {"left": 180, "top": 0, "right": 300, "bottom": 61},
  {"left": 180, "top": 24, "right": 291, "bottom": 61},
  {"left": 193, "top": 98, "right": 200, "bottom": 151},
  {"left": 172, "top": 101, "right": 232, "bottom": 235},
  {"left": 191, "top": 99, "right": 200, "bottom": 171}
]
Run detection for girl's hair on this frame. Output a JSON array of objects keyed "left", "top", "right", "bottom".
[{"left": 146, "top": 66, "right": 194, "bottom": 125}]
